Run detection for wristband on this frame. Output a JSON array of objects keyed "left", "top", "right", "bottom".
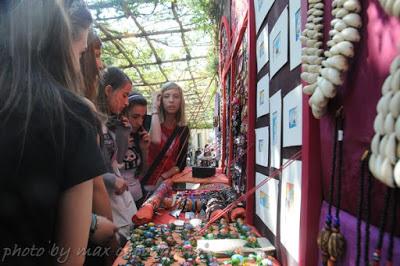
[{"left": 90, "top": 214, "right": 97, "bottom": 234}]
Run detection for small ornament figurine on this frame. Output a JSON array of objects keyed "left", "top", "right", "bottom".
[
  {"left": 133, "top": 245, "right": 146, "bottom": 257},
  {"left": 231, "top": 253, "right": 244, "bottom": 266},
  {"left": 144, "top": 238, "right": 154, "bottom": 247},
  {"left": 327, "top": 222, "right": 346, "bottom": 266},
  {"left": 317, "top": 215, "right": 332, "bottom": 265},
  {"left": 160, "top": 256, "right": 172, "bottom": 266},
  {"left": 144, "top": 231, "right": 154, "bottom": 239}
]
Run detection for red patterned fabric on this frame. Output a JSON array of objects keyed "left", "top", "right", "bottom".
[
  {"left": 147, "top": 124, "right": 182, "bottom": 185},
  {"left": 132, "top": 180, "right": 173, "bottom": 225}
]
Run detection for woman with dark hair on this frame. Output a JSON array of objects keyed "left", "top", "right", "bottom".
[
  {"left": 67, "top": 1, "right": 117, "bottom": 255},
  {"left": 0, "top": 1, "right": 105, "bottom": 265},
  {"left": 96, "top": 66, "right": 137, "bottom": 243},
  {"left": 117, "top": 92, "right": 151, "bottom": 207}
]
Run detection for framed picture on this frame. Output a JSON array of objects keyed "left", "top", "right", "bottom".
[
  {"left": 269, "top": 7, "right": 288, "bottom": 78},
  {"left": 280, "top": 159, "right": 302, "bottom": 263},
  {"left": 257, "top": 74, "right": 269, "bottom": 117},
  {"left": 255, "top": 172, "right": 279, "bottom": 234},
  {"left": 255, "top": 127, "right": 269, "bottom": 167},
  {"left": 289, "top": 0, "right": 302, "bottom": 70},
  {"left": 254, "top": 0, "right": 275, "bottom": 33},
  {"left": 283, "top": 85, "right": 302, "bottom": 147},
  {"left": 269, "top": 90, "right": 282, "bottom": 169},
  {"left": 260, "top": 90, "right": 265, "bottom": 105},
  {"left": 256, "top": 24, "right": 269, "bottom": 72}
]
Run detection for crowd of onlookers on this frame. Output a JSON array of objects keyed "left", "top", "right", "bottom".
[
  {"left": 0, "top": 1, "right": 189, "bottom": 265},
  {"left": 188, "top": 144, "right": 220, "bottom": 167}
]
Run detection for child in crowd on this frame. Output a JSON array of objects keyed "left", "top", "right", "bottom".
[
  {"left": 96, "top": 66, "right": 137, "bottom": 244},
  {"left": 117, "top": 92, "right": 151, "bottom": 208}
]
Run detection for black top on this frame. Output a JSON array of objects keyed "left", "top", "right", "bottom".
[
  {"left": 123, "top": 131, "right": 142, "bottom": 176},
  {"left": 0, "top": 90, "right": 106, "bottom": 265}
]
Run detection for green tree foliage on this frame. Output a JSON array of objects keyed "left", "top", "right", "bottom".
[{"left": 89, "top": 0, "right": 219, "bottom": 128}]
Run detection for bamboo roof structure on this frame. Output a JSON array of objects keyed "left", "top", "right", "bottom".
[{"left": 88, "top": 0, "right": 218, "bottom": 128}]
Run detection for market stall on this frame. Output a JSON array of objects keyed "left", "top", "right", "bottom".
[
  {"left": 215, "top": 0, "right": 400, "bottom": 265},
  {"left": 113, "top": 168, "right": 279, "bottom": 266}
]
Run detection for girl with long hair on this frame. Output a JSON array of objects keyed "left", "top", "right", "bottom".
[
  {"left": 80, "top": 29, "right": 103, "bottom": 102},
  {"left": 145, "top": 82, "right": 190, "bottom": 187},
  {"left": 96, "top": 66, "right": 137, "bottom": 243},
  {"left": 0, "top": 1, "right": 105, "bottom": 265}
]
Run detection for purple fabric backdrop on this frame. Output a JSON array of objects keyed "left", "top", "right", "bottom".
[
  {"left": 318, "top": 0, "right": 400, "bottom": 234},
  {"left": 319, "top": 201, "right": 400, "bottom": 265}
]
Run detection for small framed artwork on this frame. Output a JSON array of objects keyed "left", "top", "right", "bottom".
[
  {"left": 256, "top": 24, "right": 269, "bottom": 72},
  {"left": 269, "top": 7, "right": 288, "bottom": 78},
  {"left": 280, "top": 159, "right": 302, "bottom": 263},
  {"left": 283, "top": 85, "right": 302, "bottom": 147},
  {"left": 254, "top": 0, "right": 275, "bottom": 33},
  {"left": 289, "top": 0, "right": 302, "bottom": 70},
  {"left": 271, "top": 111, "right": 278, "bottom": 145},
  {"left": 273, "top": 33, "right": 281, "bottom": 60},
  {"left": 255, "top": 126, "right": 269, "bottom": 167},
  {"left": 255, "top": 172, "right": 279, "bottom": 234},
  {"left": 258, "top": 139, "right": 264, "bottom": 152},
  {"left": 269, "top": 90, "right": 282, "bottom": 169},
  {"left": 260, "top": 90, "right": 265, "bottom": 105},
  {"left": 257, "top": 74, "right": 269, "bottom": 117}
]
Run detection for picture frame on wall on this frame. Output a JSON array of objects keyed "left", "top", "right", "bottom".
[
  {"left": 269, "top": 7, "right": 288, "bottom": 78},
  {"left": 254, "top": 0, "right": 275, "bottom": 33},
  {"left": 269, "top": 90, "right": 282, "bottom": 169},
  {"left": 255, "top": 127, "right": 269, "bottom": 167},
  {"left": 256, "top": 24, "right": 269, "bottom": 72},
  {"left": 255, "top": 172, "right": 279, "bottom": 234},
  {"left": 257, "top": 74, "right": 269, "bottom": 117},
  {"left": 280, "top": 159, "right": 302, "bottom": 263},
  {"left": 289, "top": 0, "right": 302, "bottom": 70},
  {"left": 283, "top": 85, "right": 302, "bottom": 147}
]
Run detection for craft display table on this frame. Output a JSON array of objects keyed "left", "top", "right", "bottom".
[{"left": 113, "top": 168, "right": 279, "bottom": 266}]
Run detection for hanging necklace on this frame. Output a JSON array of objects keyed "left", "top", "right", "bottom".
[
  {"left": 385, "top": 189, "right": 397, "bottom": 266},
  {"left": 318, "top": 108, "right": 346, "bottom": 265},
  {"left": 355, "top": 150, "right": 373, "bottom": 266},
  {"left": 318, "top": 111, "right": 339, "bottom": 265},
  {"left": 372, "top": 187, "right": 392, "bottom": 266},
  {"left": 356, "top": 151, "right": 368, "bottom": 266},
  {"left": 327, "top": 109, "right": 346, "bottom": 266}
]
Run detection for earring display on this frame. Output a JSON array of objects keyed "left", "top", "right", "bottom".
[{"left": 230, "top": 29, "right": 249, "bottom": 196}]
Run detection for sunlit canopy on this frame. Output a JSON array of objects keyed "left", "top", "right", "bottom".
[{"left": 88, "top": 0, "right": 219, "bottom": 128}]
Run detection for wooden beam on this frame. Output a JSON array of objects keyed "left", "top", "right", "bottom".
[
  {"left": 96, "top": 23, "right": 149, "bottom": 86},
  {"left": 119, "top": 56, "right": 207, "bottom": 69},
  {"left": 121, "top": 1, "right": 169, "bottom": 81},
  {"left": 132, "top": 76, "right": 209, "bottom": 87},
  {"left": 100, "top": 28, "right": 197, "bottom": 42}
]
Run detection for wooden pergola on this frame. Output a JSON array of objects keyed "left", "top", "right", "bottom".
[{"left": 88, "top": 0, "right": 218, "bottom": 128}]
